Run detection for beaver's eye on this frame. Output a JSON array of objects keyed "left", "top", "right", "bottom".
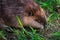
[{"left": 28, "top": 10, "right": 34, "bottom": 16}]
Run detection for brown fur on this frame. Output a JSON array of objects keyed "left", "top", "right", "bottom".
[{"left": 0, "top": 0, "right": 46, "bottom": 29}]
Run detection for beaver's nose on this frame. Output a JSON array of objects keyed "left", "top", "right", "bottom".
[{"left": 35, "top": 18, "right": 47, "bottom": 28}]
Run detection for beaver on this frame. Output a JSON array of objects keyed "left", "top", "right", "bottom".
[{"left": 0, "top": 0, "right": 47, "bottom": 29}]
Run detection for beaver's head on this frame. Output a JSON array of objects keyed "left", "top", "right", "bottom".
[{"left": 17, "top": 0, "right": 47, "bottom": 29}]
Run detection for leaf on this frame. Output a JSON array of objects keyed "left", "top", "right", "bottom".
[
  {"left": 48, "top": 13, "right": 59, "bottom": 22},
  {"left": 52, "top": 32, "right": 60, "bottom": 37}
]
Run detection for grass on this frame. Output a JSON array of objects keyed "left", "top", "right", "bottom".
[
  {"left": 0, "top": 15, "right": 60, "bottom": 40},
  {"left": 15, "top": 16, "right": 44, "bottom": 40},
  {"left": 0, "top": 16, "right": 45, "bottom": 40}
]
